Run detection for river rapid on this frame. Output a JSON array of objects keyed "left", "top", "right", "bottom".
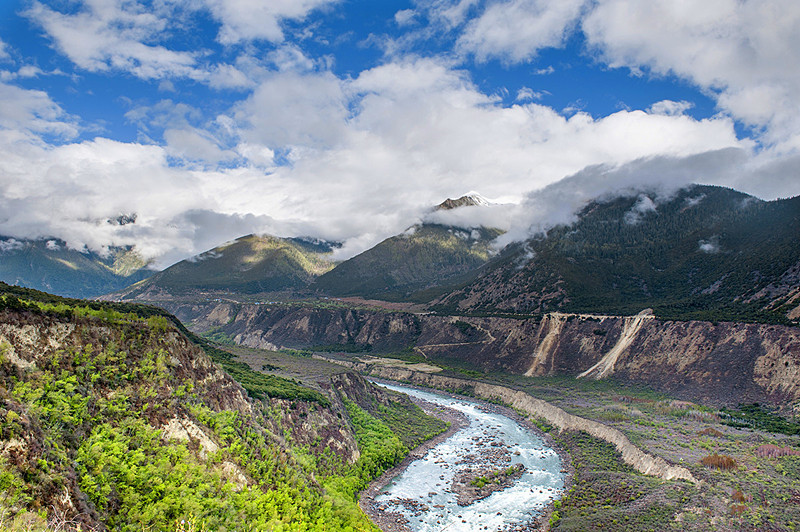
[{"left": 372, "top": 383, "right": 566, "bottom": 532}]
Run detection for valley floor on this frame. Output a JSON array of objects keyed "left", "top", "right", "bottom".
[{"left": 231, "top": 346, "right": 800, "bottom": 531}]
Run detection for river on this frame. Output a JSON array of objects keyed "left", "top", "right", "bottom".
[{"left": 372, "top": 383, "right": 565, "bottom": 532}]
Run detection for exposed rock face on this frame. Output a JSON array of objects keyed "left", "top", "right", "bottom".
[{"left": 161, "top": 301, "right": 800, "bottom": 405}]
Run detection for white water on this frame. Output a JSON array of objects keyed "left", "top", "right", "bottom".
[{"left": 374, "top": 383, "right": 565, "bottom": 532}]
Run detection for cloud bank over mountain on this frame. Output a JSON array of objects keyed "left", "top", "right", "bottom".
[{"left": 0, "top": 0, "right": 797, "bottom": 266}]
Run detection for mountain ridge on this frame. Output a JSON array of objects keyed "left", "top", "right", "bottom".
[{"left": 0, "top": 236, "right": 153, "bottom": 298}]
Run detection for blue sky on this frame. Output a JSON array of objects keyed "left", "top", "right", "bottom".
[{"left": 0, "top": 0, "right": 798, "bottom": 266}]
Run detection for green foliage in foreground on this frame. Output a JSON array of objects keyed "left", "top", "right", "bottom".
[
  {"left": 0, "top": 292, "right": 388, "bottom": 530},
  {"left": 323, "top": 400, "right": 407, "bottom": 503},
  {"left": 0, "top": 283, "right": 330, "bottom": 406},
  {"left": 375, "top": 397, "right": 448, "bottom": 449}
]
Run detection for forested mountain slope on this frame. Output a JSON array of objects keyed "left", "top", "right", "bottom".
[
  {"left": 314, "top": 224, "right": 503, "bottom": 302},
  {"left": 118, "top": 234, "right": 338, "bottom": 299},
  {"left": 436, "top": 185, "right": 800, "bottom": 325}
]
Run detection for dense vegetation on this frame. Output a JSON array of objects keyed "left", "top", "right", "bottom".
[
  {"left": 0, "top": 236, "right": 152, "bottom": 298},
  {"left": 314, "top": 224, "right": 503, "bottom": 302},
  {"left": 437, "top": 185, "right": 800, "bottom": 325},
  {"left": 721, "top": 403, "right": 800, "bottom": 436},
  {"left": 0, "top": 285, "right": 442, "bottom": 531}
]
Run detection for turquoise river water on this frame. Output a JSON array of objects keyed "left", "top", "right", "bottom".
[{"left": 374, "top": 383, "right": 566, "bottom": 532}]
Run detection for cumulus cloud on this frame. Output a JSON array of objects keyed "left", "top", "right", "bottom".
[
  {"left": 427, "top": 0, "right": 800, "bottom": 149},
  {"left": 24, "top": 0, "right": 249, "bottom": 88},
  {"left": 26, "top": 1, "right": 198, "bottom": 80},
  {"left": 0, "top": 82, "right": 78, "bottom": 140},
  {"left": 202, "top": 0, "right": 338, "bottom": 44},
  {"left": 0, "top": 53, "right": 763, "bottom": 265},
  {"left": 456, "top": 0, "right": 586, "bottom": 63},
  {"left": 581, "top": 0, "right": 800, "bottom": 148}
]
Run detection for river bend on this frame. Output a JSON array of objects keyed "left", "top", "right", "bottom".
[{"left": 373, "top": 383, "right": 565, "bottom": 532}]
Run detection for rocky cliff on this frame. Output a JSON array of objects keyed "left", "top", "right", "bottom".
[{"left": 162, "top": 301, "right": 800, "bottom": 405}]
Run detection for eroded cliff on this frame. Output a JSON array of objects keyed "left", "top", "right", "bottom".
[{"left": 162, "top": 301, "right": 800, "bottom": 405}]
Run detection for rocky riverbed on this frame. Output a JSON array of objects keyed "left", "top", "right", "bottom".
[{"left": 361, "top": 382, "right": 566, "bottom": 532}]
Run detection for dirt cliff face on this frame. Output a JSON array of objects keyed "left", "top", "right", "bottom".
[{"left": 163, "top": 301, "right": 800, "bottom": 405}]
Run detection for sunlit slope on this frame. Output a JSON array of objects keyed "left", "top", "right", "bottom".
[
  {"left": 0, "top": 237, "right": 152, "bottom": 298},
  {"left": 122, "top": 234, "right": 338, "bottom": 297},
  {"left": 314, "top": 224, "right": 504, "bottom": 302}
]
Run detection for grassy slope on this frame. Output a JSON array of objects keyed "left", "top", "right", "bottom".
[
  {"left": 314, "top": 224, "right": 503, "bottom": 302},
  {"left": 124, "top": 234, "right": 338, "bottom": 297},
  {"left": 438, "top": 185, "right": 800, "bottom": 324}
]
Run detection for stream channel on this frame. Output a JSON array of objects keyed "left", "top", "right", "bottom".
[{"left": 372, "top": 383, "right": 566, "bottom": 532}]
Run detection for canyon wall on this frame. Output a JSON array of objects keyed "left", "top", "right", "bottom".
[{"left": 159, "top": 301, "right": 800, "bottom": 405}]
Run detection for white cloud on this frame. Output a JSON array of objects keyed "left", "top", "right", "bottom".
[
  {"left": 266, "top": 45, "right": 317, "bottom": 72},
  {"left": 395, "top": 9, "right": 417, "bottom": 26},
  {"left": 699, "top": 237, "right": 721, "bottom": 254},
  {"left": 427, "top": 0, "right": 800, "bottom": 149},
  {"left": 0, "top": 39, "right": 10, "bottom": 61},
  {"left": 515, "top": 87, "right": 544, "bottom": 101},
  {"left": 582, "top": 0, "right": 800, "bottom": 148},
  {"left": 0, "top": 82, "right": 78, "bottom": 139},
  {"left": 623, "top": 194, "right": 657, "bottom": 225},
  {"left": 648, "top": 100, "right": 693, "bottom": 116},
  {"left": 0, "top": 239, "right": 25, "bottom": 253},
  {"left": 24, "top": 0, "right": 256, "bottom": 88},
  {"left": 456, "top": 0, "right": 586, "bottom": 63},
  {"left": 233, "top": 71, "right": 348, "bottom": 149},
  {"left": 202, "top": 0, "right": 339, "bottom": 44},
  {"left": 26, "top": 0, "right": 199, "bottom": 80},
  {"left": 163, "top": 127, "right": 236, "bottom": 164}
]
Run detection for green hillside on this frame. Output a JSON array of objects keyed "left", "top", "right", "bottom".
[
  {"left": 0, "top": 237, "right": 152, "bottom": 298},
  {"left": 436, "top": 185, "right": 800, "bottom": 324},
  {"left": 314, "top": 224, "right": 504, "bottom": 302},
  {"left": 0, "top": 283, "right": 443, "bottom": 531},
  {"left": 121, "top": 234, "right": 338, "bottom": 298}
]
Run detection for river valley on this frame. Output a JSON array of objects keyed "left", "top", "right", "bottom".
[{"left": 365, "top": 383, "right": 566, "bottom": 532}]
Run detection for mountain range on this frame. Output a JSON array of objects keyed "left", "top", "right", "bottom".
[
  {"left": 435, "top": 185, "right": 800, "bottom": 324},
  {"left": 5, "top": 186, "right": 799, "bottom": 326},
  {"left": 116, "top": 234, "right": 338, "bottom": 299},
  {"left": 0, "top": 237, "right": 152, "bottom": 298}
]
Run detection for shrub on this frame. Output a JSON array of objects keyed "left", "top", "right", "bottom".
[
  {"left": 754, "top": 444, "right": 800, "bottom": 458},
  {"left": 701, "top": 453, "right": 737, "bottom": 470}
]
